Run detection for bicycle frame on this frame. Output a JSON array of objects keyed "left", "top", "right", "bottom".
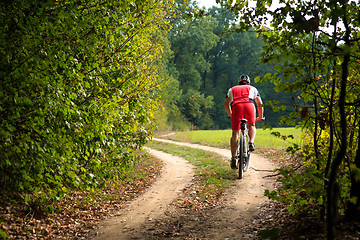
[{"left": 236, "top": 118, "right": 250, "bottom": 179}]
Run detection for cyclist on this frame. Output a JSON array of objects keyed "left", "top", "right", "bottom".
[{"left": 224, "top": 75, "right": 264, "bottom": 169}]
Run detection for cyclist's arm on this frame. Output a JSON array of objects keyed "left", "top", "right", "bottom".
[
  {"left": 224, "top": 97, "right": 232, "bottom": 118},
  {"left": 255, "top": 97, "right": 264, "bottom": 121}
]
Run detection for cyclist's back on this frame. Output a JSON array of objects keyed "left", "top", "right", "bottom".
[
  {"left": 226, "top": 77, "right": 260, "bottom": 129},
  {"left": 231, "top": 84, "right": 256, "bottom": 105}
]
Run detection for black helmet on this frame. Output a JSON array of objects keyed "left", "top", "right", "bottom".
[{"left": 238, "top": 75, "right": 250, "bottom": 85}]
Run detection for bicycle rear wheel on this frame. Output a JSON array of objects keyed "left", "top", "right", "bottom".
[
  {"left": 243, "top": 133, "right": 250, "bottom": 172},
  {"left": 238, "top": 135, "right": 244, "bottom": 179}
]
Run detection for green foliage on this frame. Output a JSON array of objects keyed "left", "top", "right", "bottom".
[
  {"left": 226, "top": 0, "right": 360, "bottom": 227},
  {"left": 265, "top": 166, "right": 325, "bottom": 215},
  {"left": 0, "top": 0, "right": 172, "bottom": 209},
  {"left": 0, "top": 229, "right": 8, "bottom": 239},
  {"left": 180, "top": 89, "right": 214, "bottom": 129},
  {"left": 164, "top": 1, "right": 219, "bottom": 129}
]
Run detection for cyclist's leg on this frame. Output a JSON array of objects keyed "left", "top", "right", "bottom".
[
  {"left": 230, "top": 105, "right": 241, "bottom": 169},
  {"left": 244, "top": 103, "right": 256, "bottom": 151},
  {"left": 248, "top": 124, "right": 256, "bottom": 143},
  {"left": 230, "top": 104, "right": 242, "bottom": 157},
  {"left": 231, "top": 129, "right": 240, "bottom": 157}
]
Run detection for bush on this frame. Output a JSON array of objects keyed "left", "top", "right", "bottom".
[{"left": 0, "top": 0, "right": 171, "bottom": 207}]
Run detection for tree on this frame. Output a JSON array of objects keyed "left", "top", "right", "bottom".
[
  {"left": 223, "top": 0, "right": 360, "bottom": 238},
  {"left": 206, "top": 5, "right": 287, "bottom": 128},
  {"left": 167, "top": 0, "right": 219, "bottom": 129}
]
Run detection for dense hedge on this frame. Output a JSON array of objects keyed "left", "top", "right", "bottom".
[{"left": 0, "top": 0, "right": 171, "bottom": 204}]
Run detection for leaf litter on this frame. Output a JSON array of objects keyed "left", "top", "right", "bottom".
[{"left": 0, "top": 155, "right": 163, "bottom": 239}]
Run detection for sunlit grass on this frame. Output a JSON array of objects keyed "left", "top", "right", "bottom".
[
  {"left": 159, "top": 127, "right": 303, "bottom": 150},
  {"left": 256, "top": 128, "right": 304, "bottom": 149}
]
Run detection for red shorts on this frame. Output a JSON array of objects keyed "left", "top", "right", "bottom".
[{"left": 231, "top": 103, "right": 256, "bottom": 130}]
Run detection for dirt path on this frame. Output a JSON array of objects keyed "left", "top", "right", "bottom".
[
  {"left": 92, "top": 148, "right": 194, "bottom": 240},
  {"left": 92, "top": 139, "right": 276, "bottom": 239}
]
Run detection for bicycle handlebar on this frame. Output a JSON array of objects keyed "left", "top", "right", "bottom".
[{"left": 255, "top": 117, "right": 265, "bottom": 122}]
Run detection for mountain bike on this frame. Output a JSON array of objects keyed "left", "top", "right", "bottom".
[
  {"left": 236, "top": 118, "right": 250, "bottom": 179},
  {"left": 235, "top": 117, "right": 265, "bottom": 179}
]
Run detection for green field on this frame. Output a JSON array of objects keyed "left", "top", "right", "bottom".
[{"left": 160, "top": 127, "right": 304, "bottom": 150}]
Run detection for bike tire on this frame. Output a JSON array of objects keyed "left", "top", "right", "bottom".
[
  {"left": 243, "top": 134, "right": 250, "bottom": 172},
  {"left": 238, "top": 135, "right": 244, "bottom": 179}
]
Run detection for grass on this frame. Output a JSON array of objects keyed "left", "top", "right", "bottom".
[
  {"left": 256, "top": 127, "right": 303, "bottom": 149},
  {"left": 158, "top": 127, "right": 304, "bottom": 150}
]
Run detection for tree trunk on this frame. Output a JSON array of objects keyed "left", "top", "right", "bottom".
[
  {"left": 327, "top": 4, "right": 351, "bottom": 238},
  {"left": 323, "top": 62, "right": 337, "bottom": 221},
  {"left": 327, "top": 34, "right": 350, "bottom": 240},
  {"left": 345, "top": 121, "right": 360, "bottom": 221}
]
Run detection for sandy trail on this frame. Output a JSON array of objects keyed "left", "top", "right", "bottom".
[
  {"left": 92, "top": 138, "right": 276, "bottom": 239},
  {"left": 92, "top": 148, "right": 194, "bottom": 239}
]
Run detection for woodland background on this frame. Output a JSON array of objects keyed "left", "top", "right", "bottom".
[{"left": 1, "top": 0, "right": 359, "bottom": 239}]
